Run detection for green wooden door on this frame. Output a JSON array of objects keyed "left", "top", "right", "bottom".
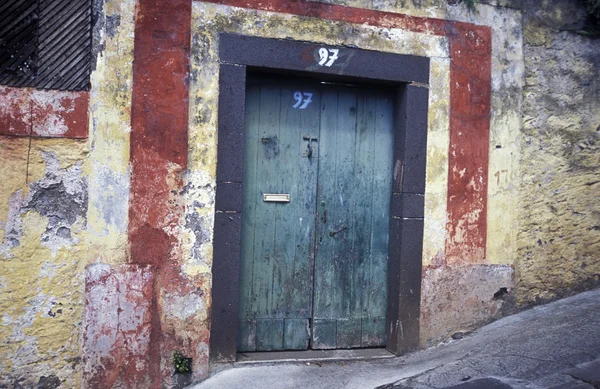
[{"left": 238, "top": 76, "right": 394, "bottom": 352}]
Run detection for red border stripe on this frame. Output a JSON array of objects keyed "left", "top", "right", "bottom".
[{"left": 129, "top": 1, "right": 192, "bottom": 386}]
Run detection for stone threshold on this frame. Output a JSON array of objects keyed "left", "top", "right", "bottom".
[{"left": 236, "top": 348, "right": 395, "bottom": 365}]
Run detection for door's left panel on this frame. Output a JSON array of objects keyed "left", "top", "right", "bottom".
[{"left": 238, "top": 77, "right": 320, "bottom": 351}]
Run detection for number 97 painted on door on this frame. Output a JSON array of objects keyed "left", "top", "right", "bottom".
[{"left": 293, "top": 91, "right": 313, "bottom": 109}]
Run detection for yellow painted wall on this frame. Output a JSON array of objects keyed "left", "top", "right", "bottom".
[
  {"left": 516, "top": 0, "right": 600, "bottom": 306},
  {"left": 0, "top": 0, "right": 135, "bottom": 386}
]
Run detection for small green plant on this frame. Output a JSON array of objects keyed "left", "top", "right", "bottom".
[{"left": 173, "top": 350, "right": 192, "bottom": 374}]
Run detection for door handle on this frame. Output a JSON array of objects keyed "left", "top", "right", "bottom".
[{"left": 329, "top": 224, "right": 347, "bottom": 237}]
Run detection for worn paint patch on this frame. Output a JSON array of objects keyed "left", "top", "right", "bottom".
[
  {"left": 420, "top": 264, "right": 514, "bottom": 346},
  {"left": 163, "top": 290, "right": 206, "bottom": 321},
  {"left": 0, "top": 137, "right": 29, "bottom": 244},
  {"left": 127, "top": 0, "right": 195, "bottom": 386},
  {"left": 86, "top": 0, "right": 135, "bottom": 267},
  {"left": 444, "top": 22, "right": 492, "bottom": 265},
  {"left": 31, "top": 90, "right": 90, "bottom": 138},
  {"left": 0, "top": 87, "right": 32, "bottom": 136},
  {"left": 82, "top": 264, "right": 154, "bottom": 388},
  {"left": 1, "top": 147, "right": 88, "bottom": 257},
  {"left": 422, "top": 57, "right": 451, "bottom": 267},
  {"left": 0, "top": 87, "right": 89, "bottom": 139},
  {"left": 129, "top": 0, "right": 191, "bottom": 264},
  {"left": 446, "top": 4, "right": 524, "bottom": 266},
  {"left": 157, "top": 273, "right": 212, "bottom": 382}
]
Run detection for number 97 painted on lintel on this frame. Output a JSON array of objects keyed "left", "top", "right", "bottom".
[{"left": 317, "top": 47, "right": 339, "bottom": 67}]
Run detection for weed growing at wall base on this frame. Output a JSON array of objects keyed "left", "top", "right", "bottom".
[{"left": 173, "top": 350, "right": 193, "bottom": 374}]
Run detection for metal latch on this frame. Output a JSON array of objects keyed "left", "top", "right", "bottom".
[{"left": 302, "top": 136, "right": 318, "bottom": 158}]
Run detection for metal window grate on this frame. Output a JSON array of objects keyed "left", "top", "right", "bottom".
[
  {"left": 0, "top": 0, "right": 39, "bottom": 86},
  {"left": 0, "top": 0, "right": 91, "bottom": 91}
]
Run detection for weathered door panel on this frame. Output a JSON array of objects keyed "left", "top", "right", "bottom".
[
  {"left": 312, "top": 87, "right": 394, "bottom": 349},
  {"left": 239, "top": 77, "right": 394, "bottom": 352},
  {"left": 238, "top": 79, "right": 319, "bottom": 351}
]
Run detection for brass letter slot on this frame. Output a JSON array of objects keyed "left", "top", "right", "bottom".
[{"left": 263, "top": 193, "right": 290, "bottom": 203}]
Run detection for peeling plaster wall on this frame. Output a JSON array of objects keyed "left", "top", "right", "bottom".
[
  {"left": 0, "top": 0, "right": 598, "bottom": 386},
  {"left": 516, "top": 0, "right": 600, "bottom": 307},
  {"left": 85, "top": 0, "right": 134, "bottom": 267},
  {"left": 0, "top": 139, "right": 88, "bottom": 388},
  {"left": 0, "top": 0, "right": 135, "bottom": 386}
]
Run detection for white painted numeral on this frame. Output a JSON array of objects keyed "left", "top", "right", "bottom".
[
  {"left": 317, "top": 48, "right": 339, "bottom": 67},
  {"left": 293, "top": 91, "right": 313, "bottom": 109}
]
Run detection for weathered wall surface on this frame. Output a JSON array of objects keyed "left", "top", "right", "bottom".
[
  {"left": 516, "top": 0, "right": 600, "bottom": 307},
  {"left": 0, "top": 0, "right": 598, "bottom": 387},
  {"left": 0, "top": 136, "right": 88, "bottom": 388},
  {"left": 0, "top": 0, "right": 134, "bottom": 386}
]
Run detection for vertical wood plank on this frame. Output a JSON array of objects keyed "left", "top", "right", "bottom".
[
  {"left": 351, "top": 91, "right": 376, "bottom": 321},
  {"left": 290, "top": 84, "right": 320, "bottom": 320},
  {"left": 365, "top": 92, "right": 394, "bottom": 344},
  {"left": 333, "top": 89, "right": 358, "bottom": 327},
  {"left": 270, "top": 83, "right": 294, "bottom": 320},
  {"left": 313, "top": 87, "right": 338, "bottom": 323},
  {"left": 239, "top": 84, "right": 261, "bottom": 321},
  {"left": 254, "top": 84, "right": 281, "bottom": 318}
]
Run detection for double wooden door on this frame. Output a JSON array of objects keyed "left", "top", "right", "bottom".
[{"left": 237, "top": 76, "right": 394, "bottom": 351}]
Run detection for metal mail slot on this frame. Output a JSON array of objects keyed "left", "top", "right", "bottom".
[{"left": 263, "top": 193, "right": 290, "bottom": 203}]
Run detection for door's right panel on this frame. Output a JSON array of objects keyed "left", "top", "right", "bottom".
[{"left": 312, "top": 86, "right": 394, "bottom": 349}]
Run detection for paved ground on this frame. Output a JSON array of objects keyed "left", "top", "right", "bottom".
[{"left": 191, "top": 289, "right": 600, "bottom": 389}]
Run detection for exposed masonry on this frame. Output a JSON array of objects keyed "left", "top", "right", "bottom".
[
  {"left": 186, "top": 207, "right": 212, "bottom": 261},
  {"left": 1, "top": 151, "right": 87, "bottom": 257}
]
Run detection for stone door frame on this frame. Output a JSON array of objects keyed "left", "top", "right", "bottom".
[{"left": 210, "top": 33, "right": 430, "bottom": 362}]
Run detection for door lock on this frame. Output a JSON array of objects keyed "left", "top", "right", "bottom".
[{"left": 302, "top": 136, "right": 318, "bottom": 158}]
